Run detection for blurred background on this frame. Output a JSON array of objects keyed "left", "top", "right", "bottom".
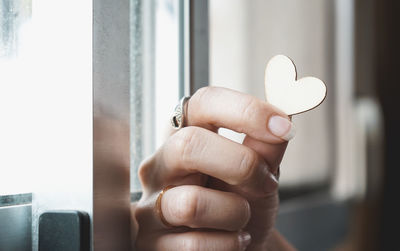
[
  {"left": 209, "top": 1, "right": 399, "bottom": 250},
  {"left": 1, "top": 0, "right": 399, "bottom": 250},
  {"left": 209, "top": 1, "right": 400, "bottom": 250}
]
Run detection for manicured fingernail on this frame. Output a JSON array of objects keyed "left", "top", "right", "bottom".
[
  {"left": 238, "top": 231, "right": 251, "bottom": 251},
  {"left": 268, "top": 116, "right": 296, "bottom": 141}
]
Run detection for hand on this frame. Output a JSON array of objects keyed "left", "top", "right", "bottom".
[{"left": 132, "top": 87, "right": 296, "bottom": 250}]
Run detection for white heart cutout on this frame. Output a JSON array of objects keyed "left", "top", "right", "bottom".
[{"left": 264, "top": 55, "right": 327, "bottom": 115}]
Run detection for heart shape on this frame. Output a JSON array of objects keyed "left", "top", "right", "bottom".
[{"left": 264, "top": 55, "right": 327, "bottom": 115}]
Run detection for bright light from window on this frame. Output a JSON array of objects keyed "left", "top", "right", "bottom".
[{"left": 0, "top": 0, "right": 92, "bottom": 196}]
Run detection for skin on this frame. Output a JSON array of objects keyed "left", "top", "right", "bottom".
[{"left": 131, "top": 87, "right": 297, "bottom": 251}]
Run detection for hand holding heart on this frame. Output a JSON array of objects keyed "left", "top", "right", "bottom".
[
  {"left": 265, "top": 55, "right": 327, "bottom": 115},
  {"left": 132, "top": 55, "right": 324, "bottom": 251}
]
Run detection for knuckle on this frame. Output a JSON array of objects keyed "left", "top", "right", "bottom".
[
  {"left": 173, "top": 187, "right": 201, "bottom": 225},
  {"left": 236, "top": 149, "right": 259, "bottom": 185},
  {"left": 191, "top": 87, "right": 216, "bottom": 112},
  {"left": 192, "top": 86, "right": 213, "bottom": 102},
  {"left": 239, "top": 98, "right": 261, "bottom": 131},
  {"left": 137, "top": 157, "right": 155, "bottom": 185},
  {"left": 171, "top": 127, "right": 201, "bottom": 166},
  {"left": 133, "top": 202, "right": 147, "bottom": 225}
]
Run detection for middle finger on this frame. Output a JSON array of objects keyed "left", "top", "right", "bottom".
[{"left": 155, "top": 126, "right": 278, "bottom": 197}]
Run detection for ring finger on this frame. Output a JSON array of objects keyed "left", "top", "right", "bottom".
[{"left": 160, "top": 185, "right": 251, "bottom": 231}]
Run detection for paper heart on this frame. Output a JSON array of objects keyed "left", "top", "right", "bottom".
[{"left": 264, "top": 55, "right": 327, "bottom": 115}]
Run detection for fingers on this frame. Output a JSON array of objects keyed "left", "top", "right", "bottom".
[
  {"left": 157, "top": 126, "right": 278, "bottom": 197},
  {"left": 187, "top": 87, "right": 295, "bottom": 144},
  {"left": 161, "top": 185, "right": 250, "bottom": 231},
  {"left": 242, "top": 135, "right": 288, "bottom": 174},
  {"left": 154, "top": 231, "right": 251, "bottom": 251}
]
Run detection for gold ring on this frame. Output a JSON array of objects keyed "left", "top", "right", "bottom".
[{"left": 155, "top": 185, "right": 176, "bottom": 228}]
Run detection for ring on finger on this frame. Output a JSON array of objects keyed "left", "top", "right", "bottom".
[
  {"left": 156, "top": 185, "right": 177, "bottom": 228},
  {"left": 171, "top": 96, "right": 190, "bottom": 129}
]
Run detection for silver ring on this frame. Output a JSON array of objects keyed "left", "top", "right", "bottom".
[{"left": 171, "top": 96, "right": 190, "bottom": 129}]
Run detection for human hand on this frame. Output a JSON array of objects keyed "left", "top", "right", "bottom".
[{"left": 132, "top": 87, "right": 296, "bottom": 250}]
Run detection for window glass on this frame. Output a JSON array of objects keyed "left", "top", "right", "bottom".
[
  {"left": 130, "top": 0, "right": 180, "bottom": 193},
  {"left": 0, "top": 0, "right": 32, "bottom": 195}
]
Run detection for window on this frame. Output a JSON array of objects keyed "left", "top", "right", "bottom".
[
  {"left": 1, "top": 0, "right": 93, "bottom": 249},
  {"left": 130, "top": 0, "right": 208, "bottom": 194},
  {"left": 130, "top": 0, "right": 182, "bottom": 193},
  {"left": 0, "top": 0, "right": 33, "bottom": 196}
]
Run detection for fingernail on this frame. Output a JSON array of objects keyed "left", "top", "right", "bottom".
[
  {"left": 238, "top": 231, "right": 251, "bottom": 251},
  {"left": 268, "top": 116, "right": 296, "bottom": 141}
]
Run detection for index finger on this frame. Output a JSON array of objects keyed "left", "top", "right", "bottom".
[{"left": 187, "top": 87, "right": 295, "bottom": 144}]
